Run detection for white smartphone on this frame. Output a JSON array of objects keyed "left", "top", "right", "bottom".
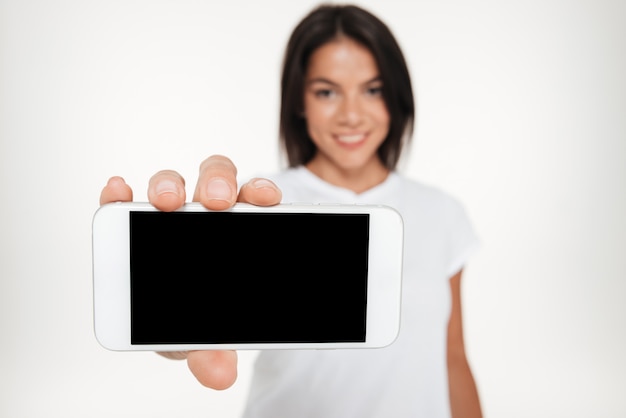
[{"left": 92, "top": 202, "right": 403, "bottom": 351}]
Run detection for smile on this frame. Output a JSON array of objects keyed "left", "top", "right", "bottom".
[{"left": 336, "top": 133, "right": 366, "bottom": 144}]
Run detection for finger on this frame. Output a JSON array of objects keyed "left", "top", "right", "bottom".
[
  {"left": 186, "top": 350, "right": 238, "bottom": 390},
  {"left": 238, "top": 178, "right": 282, "bottom": 206},
  {"left": 147, "top": 170, "right": 187, "bottom": 212},
  {"left": 192, "top": 155, "right": 238, "bottom": 211},
  {"left": 99, "top": 176, "right": 133, "bottom": 206}
]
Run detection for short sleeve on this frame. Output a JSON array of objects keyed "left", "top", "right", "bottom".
[{"left": 445, "top": 198, "right": 480, "bottom": 277}]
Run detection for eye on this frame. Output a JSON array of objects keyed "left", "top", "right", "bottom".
[
  {"left": 314, "top": 88, "right": 335, "bottom": 99},
  {"left": 366, "top": 85, "right": 383, "bottom": 96}
]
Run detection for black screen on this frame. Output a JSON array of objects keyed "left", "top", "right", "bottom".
[{"left": 129, "top": 211, "right": 369, "bottom": 344}]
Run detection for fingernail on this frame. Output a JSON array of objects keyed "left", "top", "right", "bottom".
[
  {"left": 250, "top": 178, "right": 276, "bottom": 189},
  {"left": 107, "top": 176, "right": 126, "bottom": 186},
  {"left": 155, "top": 179, "right": 180, "bottom": 196},
  {"left": 206, "top": 178, "right": 233, "bottom": 201}
]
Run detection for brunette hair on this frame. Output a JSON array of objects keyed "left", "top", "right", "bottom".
[{"left": 279, "top": 4, "right": 415, "bottom": 169}]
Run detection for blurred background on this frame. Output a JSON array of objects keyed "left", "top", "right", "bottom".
[{"left": 1, "top": 0, "right": 625, "bottom": 416}]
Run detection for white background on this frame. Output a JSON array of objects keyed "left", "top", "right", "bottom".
[{"left": 1, "top": 0, "right": 625, "bottom": 417}]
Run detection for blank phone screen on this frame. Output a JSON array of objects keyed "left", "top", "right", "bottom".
[{"left": 129, "top": 211, "right": 369, "bottom": 345}]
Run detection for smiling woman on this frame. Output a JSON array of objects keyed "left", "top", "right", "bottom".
[{"left": 238, "top": 4, "right": 482, "bottom": 418}]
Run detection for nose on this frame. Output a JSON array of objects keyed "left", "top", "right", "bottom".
[{"left": 338, "top": 95, "right": 363, "bottom": 126}]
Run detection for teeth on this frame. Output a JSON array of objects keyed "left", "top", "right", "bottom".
[{"left": 337, "top": 134, "right": 365, "bottom": 144}]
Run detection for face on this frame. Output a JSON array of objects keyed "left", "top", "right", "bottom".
[{"left": 303, "top": 37, "right": 390, "bottom": 181}]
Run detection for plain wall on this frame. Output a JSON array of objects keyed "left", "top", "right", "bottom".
[{"left": 1, "top": 0, "right": 625, "bottom": 417}]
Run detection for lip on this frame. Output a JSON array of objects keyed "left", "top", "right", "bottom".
[{"left": 334, "top": 132, "right": 367, "bottom": 146}]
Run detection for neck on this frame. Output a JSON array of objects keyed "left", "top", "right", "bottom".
[{"left": 305, "top": 159, "right": 390, "bottom": 194}]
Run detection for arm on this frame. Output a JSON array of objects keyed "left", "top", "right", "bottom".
[
  {"left": 99, "top": 155, "right": 282, "bottom": 390},
  {"left": 447, "top": 269, "right": 483, "bottom": 418}
]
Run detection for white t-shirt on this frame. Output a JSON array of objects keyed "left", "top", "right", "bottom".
[{"left": 241, "top": 167, "right": 479, "bottom": 418}]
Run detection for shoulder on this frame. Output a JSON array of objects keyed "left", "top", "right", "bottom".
[
  {"left": 394, "top": 174, "right": 480, "bottom": 276},
  {"left": 392, "top": 174, "right": 477, "bottom": 247},
  {"left": 393, "top": 174, "right": 467, "bottom": 219}
]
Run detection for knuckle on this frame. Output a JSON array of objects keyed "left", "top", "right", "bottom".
[{"left": 199, "top": 155, "right": 237, "bottom": 177}]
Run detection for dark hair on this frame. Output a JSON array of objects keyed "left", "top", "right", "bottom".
[{"left": 279, "top": 4, "right": 415, "bottom": 170}]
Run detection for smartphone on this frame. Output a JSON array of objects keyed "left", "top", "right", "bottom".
[{"left": 92, "top": 202, "right": 403, "bottom": 351}]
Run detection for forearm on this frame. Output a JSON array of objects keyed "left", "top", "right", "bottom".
[
  {"left": 448, "top": 352, "right": 482, "bottom": 418},
  {"left": 447, "top": 270, "right": 482, "bottom": 418}
]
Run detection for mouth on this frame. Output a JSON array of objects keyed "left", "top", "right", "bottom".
[{"left": 336, "top": 133, "right": 367, "bottom": 144}]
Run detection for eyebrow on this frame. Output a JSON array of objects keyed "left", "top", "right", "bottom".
[{"left": 306, "top": 76, "right": 383, "bottom": 87}]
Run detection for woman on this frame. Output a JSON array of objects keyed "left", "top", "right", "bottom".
[{"left": 101, "top": 4, "right": 482, "bottom": 417}]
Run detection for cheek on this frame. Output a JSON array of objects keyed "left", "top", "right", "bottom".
[
  {"left": 305, "top": 100, "right": 336, "bottom": 121},
  {"left": 373, "top": 103, "right": 391, "bottom": 128},
  {"left": 304, "top": 104, "right": 335, "bottom": 138},
  {"left": 306, "top": 119, "right": 325, "bottom": 147}
]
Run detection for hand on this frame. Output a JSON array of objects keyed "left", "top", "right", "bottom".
[
  {"left": 100, "top": 154, "right": 282, "bottom": 211},
  {"left": 99, "top": 155, "right": 282, "bottom": 390}
]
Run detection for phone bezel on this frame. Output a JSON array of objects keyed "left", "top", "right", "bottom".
[{"left": 92, "top": 202, "right": 403, "bottom": 351}]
